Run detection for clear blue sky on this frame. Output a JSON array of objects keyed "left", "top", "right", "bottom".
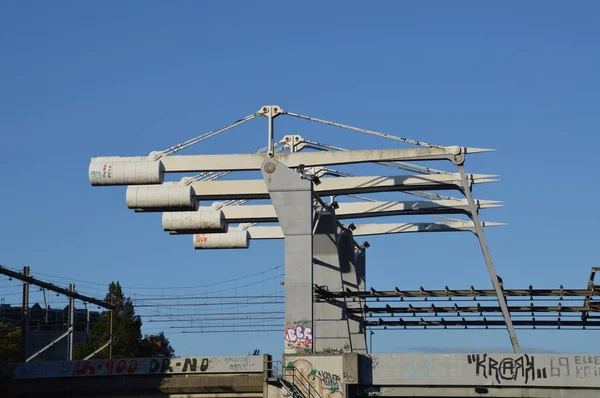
[{"left": 1, "top": 1, "right": 599, "bottom": 358}]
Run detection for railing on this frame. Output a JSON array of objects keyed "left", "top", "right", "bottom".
[{"left": 267, "top": 360, "right": 324, "bottom": 398}]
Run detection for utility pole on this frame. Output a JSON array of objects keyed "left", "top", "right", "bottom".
[
  {"left": 108, "top": 297, "right": 114, "bottom": 359},
  {"left": 67, "top": 283, "right": 75, "bottom": 360},
  {"left": 21, "top": 266, "right": 30, "bottom": 362},
  {"left": 85, "top": 302, "right": 90, "bottom": 334}
]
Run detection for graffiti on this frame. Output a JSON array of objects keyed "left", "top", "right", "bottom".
[
  {"left": 367, "top": 354, "right": 600, "bottom": 387},
  {"left": 101, "top": 164, "right": 112, "bottom": 179},
  {"left": 343, "top": 371, "right": 356, "bottom": 383},
  {"left": 355, "top": 387, "right": 380, "bottom": 397},
  {"left": 318, "top": 370, "right": 342, "bottom": 389},
  {"left": 225, "top": 356, "right": 251, "bottom": 371},
  {"left": 467, "top": 354, "right": 547, "bottom": 384},
  {"left": 73, "top": 358, "right": 142, "bottom": 376},
  {"left": 321, "top": 343, "right": 351, "bottom": 354},
  {"left": 286, "top": 358, "right": 344, "bottom": 398},
  {"left": 285, "top": 320, "right": 313, "bottom": 353},
  {"left": 148, "top": 357, "right": 211, "bottom": 373},
  {"left": 89, "top": 170, "right": 102, "bottom": 181},
  {"left": 550, "top": 356, "right": 600, "bottom": 379},
  {"left": 11, "top": 355, "right": 261, "bottom": 379}
]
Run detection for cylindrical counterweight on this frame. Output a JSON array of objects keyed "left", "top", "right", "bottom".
[
  {"left": 126, "top": 183, "right": 197, "bottom": 212},
  {"left": 89, "top": 157, "right": 164, "bottom": 186},
  {"left": 162, "top": 208, "right": 227, "bottom": 233},
  {"left": 193, "top": 230, "right": 249, "bottom": 249}
]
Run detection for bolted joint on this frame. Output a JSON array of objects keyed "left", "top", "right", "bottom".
[
  {"left": 448, "top": 146, "right": 465, "bottom": 165},
  {"left": 281, "top": 134, "right": 305, "bottom": 152},
  {"left": 257, "top": 105, "right": 284, "bottom": 117}
]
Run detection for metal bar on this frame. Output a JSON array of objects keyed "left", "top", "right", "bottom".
[
  {"left": 158, "top": 146, "right": 475, "bottom": 173},
  {"left": 0, "top": 265, "right": 114, "bottom": 310},
  {"left": 26, "top": 327, "right": 72, "bottom": 362},
  {"left": 457, "top": 164, "right": 521, "bottom": 353},
  {"left": 315, "top": 288, "right": 593, "bottom": 298},
  {"left": 21, "top": 266, "right": 30, "bottom": 362},
  {"left": 267, "top": 106, "right": 274, "bottom": 157},
  {"left": 245, "top": 221, "right": 503, "bottom": 240},
  {"left": 217, "top": 199, "right": 502, "bottom": 224},
  {"left": 67, "top": 283, "right": 75, "bottom": 360},
  {"left": 348, "top": 305, "right": 591, "bottom": 314},
  {"left": 83, "top": 339, "right": 112, "bottom": 360},
  {"left": 189, "top": 173, "right": 497, "bottom": 201},
  {"left": 583, "top": 267, "right": 600, "bottom": 319},
  {"left": 366, "top": 320, "right": 600, "bottom": 328},
  {"left": 85, "top": 302, "right": 90, "bottom": 333},
  {"left": 108, "top": 301, "right": 113, "bottom": 359}
]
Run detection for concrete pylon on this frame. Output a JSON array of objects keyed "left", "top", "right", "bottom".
[
  {"left": 261, "top": 159, "right": 314, "bottom": 354},
  {"left": 313, "top": 210, "right": 367, "bottom": 353},
  {"left": 342, "top": 235, "right": 367, "bottom": 354},
  {"left": 312, "top": 207, "right": 352, "bottom": 353},
  {"left": 261, "top": 159, "right": 367, "bottom": 354}
]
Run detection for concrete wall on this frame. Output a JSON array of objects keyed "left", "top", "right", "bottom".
[
  {"left": 361, "top": 353, "right": 600, "bottom": 388},
  {"left": 6, "top": 355, "right": 268, "bottom": 398},
  {"left": 7, "top": 372, "right": 265, "bottom": 398},
  {"left": 282, "top": 353, "right": 359, "bottom": 398},
  {"left": 11, "top": 355, "right": 264, "bottom": 379}
]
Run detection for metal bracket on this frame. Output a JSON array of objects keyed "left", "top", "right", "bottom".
[
  {"left": 281, "top": 134, "right": 305, "bottom": 153},
  {"left": 258, "top": 105, "right": 284, "bottom": 158}
]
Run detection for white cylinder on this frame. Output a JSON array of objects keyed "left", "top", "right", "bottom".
[
  {"left": 126, "top": 183, "right": 196, "bottom": 212},
  {"left": 89, "top": 157, "right": 164, "bottom": 186},
  {"left": 193, "top": 230, "right": 249, "bottom": 249},
  {"left": 162, "top": 208, "right": 227, "bottom": 233}
]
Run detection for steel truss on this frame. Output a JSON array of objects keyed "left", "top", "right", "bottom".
[{"left": 315, "top": 267, "right": 600, "bottom": 330}]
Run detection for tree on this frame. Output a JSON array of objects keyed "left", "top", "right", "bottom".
[
  {"left": 140, "top": 331, "right": 175, "bottom": 358},
  {"left": 75, "top": 281, "right": 174, "bottom": 359},
  {"left": 0, "top": 322, "right": 21, "bottom": 362}
]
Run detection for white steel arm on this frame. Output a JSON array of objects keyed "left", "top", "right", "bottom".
[
  {"left": 188, "top": 173, "right": 497, "bottom": 200},
  {"left": 216, "top": 199, "right": 501, "bottom": 224},
  {"left": 90, "top": 146, "right": 492, "bottom": 185},
  {"left": 158, "top": 146, "right": 489, "bottom": 172},
  {"left": 244, "top": 221, "right": 504, "bottom": 240}
]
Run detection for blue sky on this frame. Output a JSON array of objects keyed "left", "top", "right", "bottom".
[{"left": 1, "top": 1, "right": 599, "bottom": 358}]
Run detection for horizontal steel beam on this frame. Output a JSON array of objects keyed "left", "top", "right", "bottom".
[
  {"left": 245, "top": 221, "right": 502, "bottom": 240},
  {"left": 366, "top": 319, "right": 600, "bottom": 328},
  {"left": 315, "top": 287, "right": 594, "bottom": 299},
  {"left": 218, "top": 199, "right": 501, "bottom": 224},
  {"left": 190, "top": 174, "right": 496, "bottom": 200},
  {"left": 350, "top": 305, "right": 590, "bottom": 314},
  {"left": 157, "top": 146, "right": 482, "bottom": 172}
]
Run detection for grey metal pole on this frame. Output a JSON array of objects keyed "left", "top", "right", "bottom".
[
  {"left": 43, "top": 288, "right": 49, "bottom": 323},
  {"left": 21, "top": 266, "right": 30, "bottom": 362},
  {"left": 457, "top": 164, "right": 521, "bottom": 353},
  {"left": 67, "top": 283, "right": 75, "bottom": 360},
  {"left": 108, "top": 298, "right": 114, "bottom": 359},
  {"left": 85, "top": 302, "right": 90, "bottom": 335}
]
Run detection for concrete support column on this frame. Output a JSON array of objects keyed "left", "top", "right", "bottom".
[
  {"left": 344, "top": 245, "right": 367, "bottom": 353},
  {"left": 313, "top": 209, "right": 353, "bottom": 353},
  {"left": 261, "top": 160, "right": 314, "bottom": 354}
]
